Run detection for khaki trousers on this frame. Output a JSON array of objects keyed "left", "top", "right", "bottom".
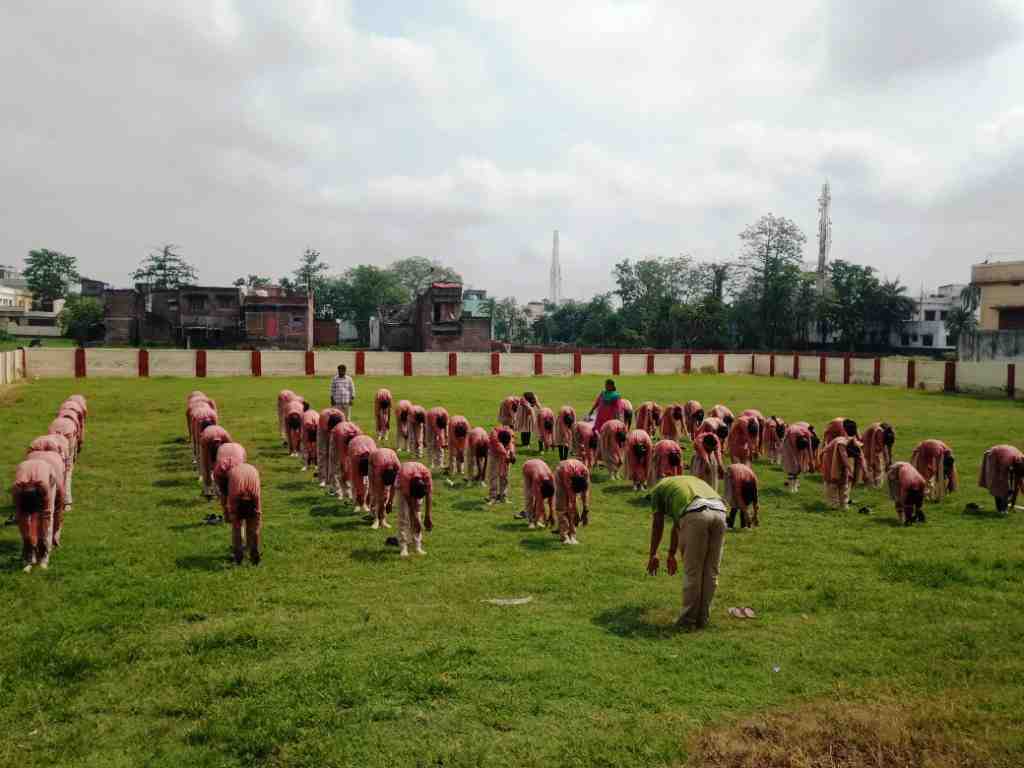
[
  {"left": 678, "top": 508, "right": 726, "bottom": 627},
  {"left": 398, "top": 496, "right": 423, "bottom": 553}
]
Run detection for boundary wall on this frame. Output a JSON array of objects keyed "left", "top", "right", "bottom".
[{"left": 19, "top": 348, "right": 1024, "bottom": 400}]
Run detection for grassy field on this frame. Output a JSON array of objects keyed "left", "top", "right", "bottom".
[
  {"left": 1, "top": 374, "right": 1023, "bottom": 767},
  {"left": 0, "top": 338, "right": 76, "bottom": 352}
]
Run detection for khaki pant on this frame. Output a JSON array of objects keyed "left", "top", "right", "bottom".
[
  {"left": 334, "top": 404, "right": 352, "bottom": 421},
  {"left": 487, "top": 457, "right": 509, "bottom": 501},
  {"left": 825, "top": 477, "right": 851, "bottom": 508},
  {"left": 398, "top": 495, "right": 423, "bottom": 554},
  {"left": 678, "top": 508, "right": 726, "bottom": 628}
]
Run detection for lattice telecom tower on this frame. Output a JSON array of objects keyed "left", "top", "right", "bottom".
[
  {"left": 549, "top": 230, "right": 562, "bottom": 305},
  {"left": 817, "top": 181, "right": 832, "bottom": 295}
]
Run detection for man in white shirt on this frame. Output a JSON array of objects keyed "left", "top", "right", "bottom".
[{"left": 330, "top": 364, "right": 355, "bottom": 420}]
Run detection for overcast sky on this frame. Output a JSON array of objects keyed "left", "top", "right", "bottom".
[{"left": 3, "top": 1, "right": 1023, "bottom": 301}]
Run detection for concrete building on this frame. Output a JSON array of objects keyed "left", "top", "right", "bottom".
[
  {"left": 972, "top": 260, "right": 1024, "bottom": 330},
  {"left": 104, "top": 285, "right": 244, "bottom": 347},
  {"left": 243, "top": 290, "right": 313, "bottom": 349},
  {"left": 893, "top": 284, "right": 966, "bottom": 352},
  {"left": 378, "top": 284, "right": 492, "bottom": 352}
]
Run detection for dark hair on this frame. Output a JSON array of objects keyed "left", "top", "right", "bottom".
[
  {"left": 588, "top": 434, "right": 599, "bottom": 450},
  {"left": 399, "top": 410, "right": 409, "bottom": 423},
  {"left": 741, "top": 478, "right": 758, "bottom": 507},
  {"left": 615, "top": 429, "right": 627, "bottom": 445},
  {"left": 200, "top": 417, "right": 216, "bottom": 432},
  {"left": 543, "top": 417, "right": 554, "bottom": 431},
  {"left": 540, "top": 478, "right": 555, "bottom": 498},
  {"left": 327, "top": 414, "right": 343, "bottom": 430},
  {"left": 410, "top": 477, "right": 428, "bottom": 499},
  {"left": 795, "top": 435, "right": 810, "bottom": 450},
  {"left": 414, "top": 411, "right": 425, "bottom": 424},
  {"left": 358, "top": 456, "right": 370, "bottom": 476},
  {"left": 632, "top": 441, "right": 648, "bottom": 458},
  {"left": 693, "top": 408, "right": 704, "bottom": 424},
  {"left": 306, "top": 426, "right": 318, "bottom": 441},
  {"left": 379, "top": 396, "right": 391, "bottom": 409},
  {"left": 381, "top": 467, "right": 398, "bottom": 486},
  {"left": 453, "top": 423, "right": 468, "bottom": 438},
  {"left": 811, "top": 435, "right": 820, "bottom": 453},
  {"left": 775, "top": 423, "right": 786, "bottom": 438},
  {"left": 235, "top": 497, "right": 258, "bottom": 520},
  {"left": 338, "top": 365, "right": 347, "bottom": 373},
  {"left": 702, "top": 434, "right": 718, "bottom": 452},
  {"left": 18, "top": 486, "right": 44, "bottom": 514},
  {"left": 845, "top": 441, "right": 862, "bottom": 458},
  {"left": 723, "top": 414, "right": 734, "bottom": 427},
  {"left": 523, "top": 392, "right": 537, "bottom": 406},
  {"left": 668, "top": 449, "right": 682, "bottom": 467},
  {"left": 882, "top": 424, "right": 895, "bottom": 446},
  {"left": 563, "top": 412, "right": 575, "bottom": 427},
  {"left": 716, "top": 424, "right": 729, "bottom": 441},
  {"left": 475, "top": 444, "right": 488, "bottom": 459},
  {"left": 672, "top": 405, "right": 683, "bottom": 419},
  {"left": 217, "top": 475, "right": 230, "bottom": 498},
  {"left": 605, "top": 379, "right": 615, "bottom": 388},
  {"left": 435, "top": 414, "right": 448, "bottom": 431},
  {"left": 287, "top": 413, "right": 302, "bottom": 429},
  {"left": 651, "top": 408, "right": 662, "bottom": 424},
  {"left": 905, "top": 487, "right": 924, "bottom": 508},
  {"left": 570, "top": 475, "right": 588, "bottom": 493},
  {"left": 747, "top": 419, "right": 759, "bottom": 437},
  {"left": 498, "top": 430, "right": 511, "bottom": 446},
  {"left": 943, "top": 451, "right": 955, "bottom": 471},
  {"left": 302, "top": 400, "right": 311, "bottom": 412},
  {"left": 842, "top": 418, "right": 857, "bottom": 437}
]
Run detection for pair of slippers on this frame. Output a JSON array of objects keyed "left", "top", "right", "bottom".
[
  {"left": 203, "top": 514, "right": 223, "bottom": 525},
  {"left": 728, "top": 607, "right": 757, "bottom": 619}
]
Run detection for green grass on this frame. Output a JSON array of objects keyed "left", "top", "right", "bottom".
[
  {"left": 0, "top": 337, "right": 76, "bottom": 351},
  {"left": 1, "top": 374, "right": 1023, "bottom": 767}
]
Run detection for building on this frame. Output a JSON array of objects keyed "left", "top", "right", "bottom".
[
  {"left": 972, "top": 260, "right": 1024, "bottom": 330},
  {"left": 523, "top": 301, "right": 546, "bottom": 323},
  {"left": 0, "top": 265, "right": 32, "bottom": 310},
  {"left": 243, "top": 290, "right": 313, "bottom": 349},
  {"left": 377, "top": 285, "right": 492, "bottom": 352},
  {"left": 892, "top": 284, "right": 966, "bottom": 352},
  {"left": 104, "top": 285, "right": 245, "bottom": 347}
]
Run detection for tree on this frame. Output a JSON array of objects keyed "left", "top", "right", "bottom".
[
  {"left": 613, "top": 256, "right": 697, "bottom": 344},
  {"left": 132, "top": 245, "right": 197, "bottom": 289},
  {"left": 387, "top": 257, "right": 462, "bottom": 297},
  {"left": 492, "top": 298, "right": 531, "bottom": 343},
  {"left": 945, "top": 306, "right": 977, "bottom": 348},
  {"left": 23, "top": 249, "right": 79, "bottom": 306},
  {"left": 233, "top": 275, "right": 271, "bottom": 288},
  {"left": 738, "top": 214, "right": 807, "bottom": 348},
  {"left": 335, "top": 266, "right": 408, "bottom": 344},
  {"left": 293, "top": 248, "right": 330, "bottom": 294},
  {"left": 58, "top": 297, "right": 104, "bottom": 346}
]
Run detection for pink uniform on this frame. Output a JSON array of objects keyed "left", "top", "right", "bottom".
[
  {"left": 862, "top": 422, "right": 895, "bottom": 487},
  {"left": 709, "top": 404, "right": 734, "bottom": 428},
  {"left": 599, "top": 420, "right": 628, "bottom": 479},
  {"left": 25, "top": 451, "right": 67, "bottom": 534},
  {"left": 661, "top": 404, "right": 684, "bottom": 441},
  {"left": 591, "top": 394, "right": 625, "bottom": 432},
  {"left": 467, "top": 427, "right": 490, "bottom": 483},
  {"left": 301, "top": 410, "right": 320, "bottom": 470},
  {"left": 329, "top": 422, "right": 363, "bottom": 497},
  {"left": 409, "top": 405, "right": 427, "bottom": 458},
  {"left": 536, "top": 408, "right": 556, "bottom": 451},
  {"left": 277, "top": 389, "right": 297, "bottom": 441},
  {"left": 765, "top": 417, "right": 787, "bottom": 464},
  {"left": 723, "top": 464, "right": 760, "bottom": 529},
  {"left": 447, "top": 416, "right": 470, "bottom": 477},
  {"left": 620, "top": 399, "right": 634, "bottom": 429},
  {"left": 283, "top": 399, "right": 305, "bottom": 456},
  {"left": 554, "top": 459, "right": 591, "bottom": 544},
  {"left": 213, "top": 443, "right": 248, "bottom": 514},
  {"left": 397, "top": 462, "right": 434, "bottom": 556},
  {"left": 226, "top": 463, "right": 263, "bottom": 564},
  {"left": 522, "top": 459, "right": 555, "bottom": 528},
  {"left": 573, "top": 421, "right": 598, "bottom": 470},
  {"left": 691, "top": 433, "right": 724, "bottom": 493},
  {"left": 199, "top": 425, "right": 232, "bottom": 498},
  {"left": 625, "top": 429, "right": 653, "bottom": 491},
  {"left": 48, "top": 416, "right": 80, "bottom": 505},
  {"left": 555, "top": 407, "right": 576, "bottom": 448},
  {"left": 375, "top": 389, "right": 393, "bottom": 441},
  {"left": 821, "top": 437, "right": 866, "bottom": 509},
  {"left": 425, "top": 407, "right": 449, "bottom": 469},
  {"left": 978, "top": 444, "right": 1024, "bottom": 514},
  {"left": 487, "top": 427, "right": 516, "bottom": 502},
  {"left": 368, "top": 448, "right": 401, "bottom": 528},
  {"left": 887, "top": 461, "right": 927, "bottom": 524},
  {"left": 498, "top": 396, "right": 519, "bottom": 428},
  {"left": 12, "top": 458, "right": 62, "bottom": 570},
  {"left": 823, "top": 417, "right": 859, "bottom": 447},
  {"left": 726, "top": 415, "right": 760, "bottom": 466},
  {"left": 683, "top": 400, "right": 704, "bottom": 438},
  {"left": 396, "top": 400, "right": 412, "bottom": 451},
  {"left": 188, "top": 405, "right": 218, "bottom": 465},
  {"left": 317, "top": 408, "right": 345, "bottom": 483},
  {"left": 695, "top": 417, "right": 730, "bottom": 443},
  {"left": 781, "top": 424, "right": 815, "bottom": 491},
  {"left": 346, "top": 435, "right": 378, "bottom": 510},
  {"left": 635, "top": 402, "right": 663, "bottom": 439},
  {"left": 650, "top": 439, "right": 684, "bottom": 484},
  {"left": 740, "top": 409, "right": 766, "bottom": 456},
  {"left": 28, "top": 435, "right": 71, "bottom": 496},
  {"left": 910, "top": 439, "right": 958, "bottom": 502},
  {"left": 513, "top": 394, "right": 539, "bottom": 434}
]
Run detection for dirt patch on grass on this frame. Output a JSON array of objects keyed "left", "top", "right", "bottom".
[{"left": 688, "top": 695, "right": 1016, "bottom": 767}]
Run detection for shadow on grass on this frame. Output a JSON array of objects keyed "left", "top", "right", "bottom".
[
  {"left": 452, "top": 499, "right": 487, "bottom": 512},
  {"left": 0, "top": 539, "right": 22, "bottom": 556},
  {"left": 158, "top": 497, "right": 207, "bottom": 509},
  {"left": 153, "top": 478, "right": 191, "bottom": 488},
  {"left": 176, "top": 553, "right": 229, "bottom": 571},
  {"left": 168, "top": 522, "right": 211, "bottom": 532},
  {"left": 627, "top": 495, "right": 650, "bottom": 508},
  {"left": 592, "top": 603, "right": 678, "bottom": 639},
  {"left": 331, "top": 518, "right": 370, "bottom": 532},
  {"left": 309, "top": 503, "right": 345, "bottom": 518},
  {"left": 962, "top": 504, "right": 1004, "bottom": 520},
  {"left": 162, "top": 437, "right": 188, "bottom": 445},
  {"left": 869, "top": 515, "right": 904, "bottom": 528},
  {"left": 494, "top": 521, "right": 527, "bottom": 532},
  {"left": 278, "top": 481, "right": 310, "bottom": 492},
  {"left": 520, "top": 535, "right": 560, "bottom": 551},
  {"left": 350, "top": 548, "right": 390, "bottom": 563},
  {"left": 600, "top": 485, "right": 633, "bottom": 496}
]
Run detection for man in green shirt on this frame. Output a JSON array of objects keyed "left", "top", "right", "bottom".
[{"left": 647, "top": 475, "right": 728, "bottom": 629}]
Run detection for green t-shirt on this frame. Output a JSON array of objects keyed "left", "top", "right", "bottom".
[{"left": 650, "top": 475, "right": 721, "bottom": 524}]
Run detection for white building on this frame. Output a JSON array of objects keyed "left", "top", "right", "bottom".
[
  {"left": 893, "top": 284, "right": 966, "bottom": 351},
  {"left": 523, "top": 301, "right": 546, "bottom": 322}
]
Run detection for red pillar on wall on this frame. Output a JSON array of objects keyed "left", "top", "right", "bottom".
[
  {"left": 573, "top": 351, "right": 582, "bottom": 375},
  {"left": 612, "top": 352, "right": 621, "bottom": 376},
  {"left": 943, "top": 361, "right": 956, "bottom": 392},
  {"left": 403, "top": 352, "right": 413, "bottom": 377},
  {"left": 819, "top": 356, "right": 826, "bottom": 383},
  {"left": 684, "top": 353, "right": 691, "bottom": 374},
  {"left": 195, "top": 349, "right": 207, "bottom": 378},
  {"left": 843, "top": 355, "right": 851, "bottom": 384},
  {"left": 1008, "top": 363, "right": 1016, "bottom": 399},
  {"left": 717, "top": 353, "right": 725, "bottom": 374},
  {"left": 305, "top": 350, "right": 315, "bottom": 376},
  {"left": 906, "top": 359, "right": 916, "bottom": 390},
  {"left": 74, "top": 348, "right": 86, "bottom": 378},
  {"left": 251, "top": 349, "right": 262, "bottom": 377},
  {"left": 646, "top": 353, "right": 655, "bottom": 374},
  {"left": 448, "top": 352, "right": 457, "bottom": 377},
  {"left": 491, "top": 352, "right": 500, "bottom": 375},
  {"left": 138, "top": 349, "right": 149, "bottom": 378},
  {"left": 769, "top": 354, "right": 775, "bottom": 377},
  {"left": 355, "top": 350, "right": 366, "bottom": 376},
  {"left": 793, "top": 354, "right": 800, "bottom": 379},
  {"left": 873, "top": 358, "right": 881, "bottom": 386},
  {"left": 534, "top": 352, "right": 543, "bottom": 376}
]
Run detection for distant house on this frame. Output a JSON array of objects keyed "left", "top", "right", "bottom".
[
  {"left": 104, "top": 285, "right": 244, "bottom": 347},
  {"left": 377, "top": 285, "right": 492, "bottom": 352},
  {"left": 893, "top": 284, "right": 966, "bottom": 352},
  {"left": 243, "top": 289, "right": 313, "bottom": 349},
  {"left": 0, "top": 265, "right": 59, "bottom": 339}
]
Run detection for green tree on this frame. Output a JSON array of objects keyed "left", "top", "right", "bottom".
[
  {"left": 944, "top": 306, "right": 977, "bottom": 348},
  {"left": 23, "top": 249, "right": 79, "bottom": 306},
  {"left": 613, "top": 255, "right": 696, "bottom": 344},
  {"left": 492, "top": 297, "right": 531, "bottom": 344},
  {"left": 335, "top": 266, "right": 408, "bottom": 344},
  {"left": 293, "top": 248, "right": 330, "bottom": 294},
  {"left": 233, "top": 275, "right": 271, "bottom": 288},
  {"left": 58, "top": 297, "right": 104, "bottom": 346},
  {"left": 132, "top": 245, "right": 197, "bottom": 289},
  {"left": 386, "top": 257, "right": 462, "bottom": 297},
  {"left": 738, "top": 214, "right": 807, "bottom": 348}
]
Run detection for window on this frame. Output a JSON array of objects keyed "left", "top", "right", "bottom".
[
  {"left": 924, "top": 310, "right": 936, "bottom": 321},
  {"left": 901, "top": 334, "right": 910, "bottom": 346},
  {"left": 922, "top": 334, "right": 934, "bottom": 347},
  {"left": 940, "top": 310, "right": 947, "bottom": 320},
  {"left": 189, "top": 296, "right": 207, "bottom": 312},
  {"left": 912, "top": 334, "right": 919, "bottom": 342},
  {"left": 216, "top": 295, "right": 234, "bottom": 309}
]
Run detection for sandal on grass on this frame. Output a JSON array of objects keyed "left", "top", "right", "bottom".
[
  {"left": 742, "top": 607, "right": 757, "bottom": 619},
  {"left": 728, "top": 607, "right": 744, "bottom": 619}
]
